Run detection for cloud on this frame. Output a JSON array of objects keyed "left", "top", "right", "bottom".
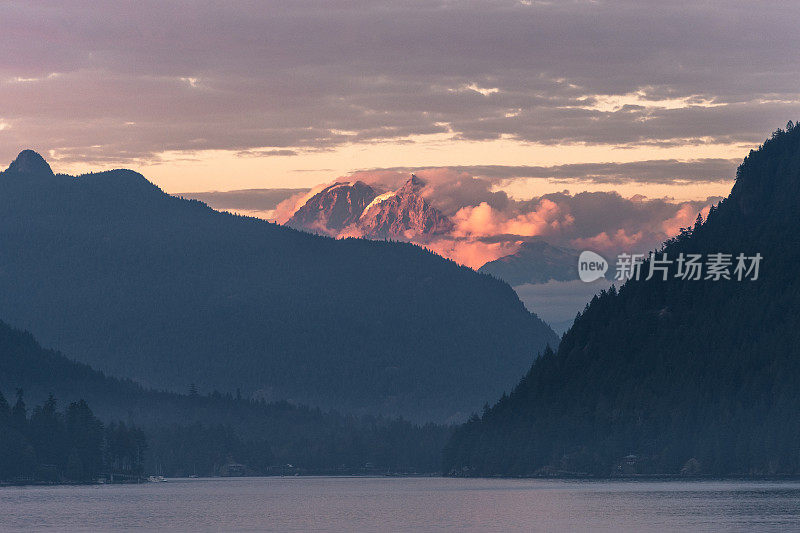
[
  {"left": 178, "top": 188, "right": 310, "bottom": 212},
  {"left": 570, "top": 229, "right": 646, "bottom": 252},
  {"left": 345, "top": 168, "right": 511, "bottom": 215},
  {"left": 365, "top": 158, "right": 739, "bottom": 185},
  {"left": 273, "top": 183, "right": 332, "bottom": 224},
  {"left": 452, "top": 199, "right": 573, "bottom": 239},
  {"left": 444, "top": 190, "right": 716, "bottom": 263},
  {"left": 660, "top": 202, "right": 713, "bottom": 237},
  {"left": 1, "top": 1, "right": 800, "bottom": 164},
  {"left": 261, "top": 166, "right": 718, "bottom": 268},
  {"left": 423, "top": 239, "right": 521, "bottom": 271},
  {"left": 235, "top": 149, "right": 299, "bottom": 157},
  {"left": 515, "top": 190, "right": 718, "bottom": 252}
]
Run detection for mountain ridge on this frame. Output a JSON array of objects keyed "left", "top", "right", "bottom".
[
  {"left": 0, "top": 151, "right": 558, "bottom": 422},
  {"left": 478, "top": 241, "right": 583, "bottom": 286},
  {"left": 443, "top": 123, "right": 800, "bottom": 475},
  {"left": 287, "top": 180, "right": 378, "bottom": 234},
  {"left": 287, "top": 174, "right": 454, "bottom": 240},
  {"left": 0, "top": 318, "right": 449, "bottom": 474},
  {"left": 358, "top": 175, "right": 454, "bottom": 239}
]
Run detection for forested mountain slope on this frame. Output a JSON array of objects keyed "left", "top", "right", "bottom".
[
  {"left": 0, "top": 150, "right": 557, "bottom": 422},
  {"left": 0, "top": 319, "right": 449, "bottom": 475},
  {"left": 444, "top": 124, "right": 800, "bottom": 476}
]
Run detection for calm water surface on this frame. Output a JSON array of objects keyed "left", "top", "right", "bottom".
[{"left": 2, "top": 477, "right": 800, "bottom": 532}]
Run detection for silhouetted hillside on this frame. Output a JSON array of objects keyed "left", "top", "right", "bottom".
[
  {"left": 0, "top": 150, "right": 557, "bottom": 422},
  {"left": 0, "top": 320, "right": 449, "bottom": 475},
  {"left": 444, "top": 123, "right": 800, "bottom": 476}
]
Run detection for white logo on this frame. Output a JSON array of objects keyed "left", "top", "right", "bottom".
[{"left": 578, "top": 250, "right": 608, "bottom": 282}]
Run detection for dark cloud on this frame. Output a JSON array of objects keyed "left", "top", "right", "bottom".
[
  {"left": 360, "top": 158, "right": 740, "bottom": 185},
  {"left": 178, "top": 188, "right": 309, "bottom": 211},
  {"left": 235, "top": 149, "right": 299, "bottom": 157},
  {"left": 522, "top": 191, "right": 717, "bottom": 252},
  {"left": 1, "top": 1, "right": 799, "bottom": 164}
]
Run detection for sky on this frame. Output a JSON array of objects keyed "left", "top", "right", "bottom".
[
  {"left": 1, "top": 0, "right": 797, "bottom": 322},
  {"left": 2, "top": 0, "right": 796, "bottom": 191}
]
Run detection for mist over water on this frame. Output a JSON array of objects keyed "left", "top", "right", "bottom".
[
  {"left": 514, "top": 278, "right": 613, "bottom": 334},
  {"left": 2, "top": 477, "right": 799, "bottom": 532}
]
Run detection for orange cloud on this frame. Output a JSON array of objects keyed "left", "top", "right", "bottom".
[
  {"left": 660, "top": 202, "right": 712, "bottom": 236},
  {"left": 570, "top": 229, "right": 646, "bottom": 253},
  {"left": 266, "top": 167, "right": 719, "bottom": 272},
  {"left": 453, "top": 199, "right": 573, "bottom": 238},
  {"left": 423, "top": 238, "right": 522, "bottom": 269},
  {"left": 273, "top": 184, "right": 329, "bottom": 224}
]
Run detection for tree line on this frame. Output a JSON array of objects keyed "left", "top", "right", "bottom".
[
  {"left": 0, "top": 389, "right": 146, "bottom": 482},
  {"left": 0, "top": 386, "right": 451, "bottom": 482},
  {"left": 443, "top": 122, "right": 800, "bottom": 477},
  {"left": 0, "top": 155, "right": 556, "bottom": 422},
  {"left": 2, "top": 316, "right": 452, "bottom": 481}
]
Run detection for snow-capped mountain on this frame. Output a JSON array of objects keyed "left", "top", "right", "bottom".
[
  {"left": 286, "top": 180, "right": 378, "bottom": 235},
  {"left": 286, "top": 174, "right": 453, "bottom": 240},
  {"left": 358, "top": 174, "right": 453, "bottom": 239},
  {"left": 478, "top": 241, "right": 582, "bottom": 285}
]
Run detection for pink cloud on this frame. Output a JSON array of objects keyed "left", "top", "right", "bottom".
[
  {"left": 269, "top": 167, "right": 720, "bottom": 270},
  {"left": 452, "top": 199, "right": 573, "bottom": 238},
  {"left": 424, "top": 238, "right": 522, "bottom": 269},
  {"left": 570, "top": 229, "right": 646, "bottom": 253},
  {"left": 660, "top": 202, "right": 713, "bottom": 236},
  {"left": 273, "top": 183, "right": 330, "bottom": 224}
]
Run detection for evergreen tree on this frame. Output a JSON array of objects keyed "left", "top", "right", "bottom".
[
  {"left": 0, "top": 390, "right": 9, "bottom": 426},
  {"left": 65, "top": 400, "right": 104, "bottom": 481},
  {"left": 444, "top": 123, "right": 800, "bottom": 477},
  {"left": 0, "top": 149, "right": 558, "bottom": 422},
  {"left": 28, "top": 394, "right": 67, "bottom": 468},
  {"left": 11, "top": 388, "right": 27, "bottom": 432}
]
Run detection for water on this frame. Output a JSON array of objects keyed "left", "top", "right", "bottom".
[{"left": 2, "top": 477, "right": 800, "bottom": 532}]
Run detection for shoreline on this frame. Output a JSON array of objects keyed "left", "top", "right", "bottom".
[{"left": 7, "top": 473, "right": 800, "bottom": 488}]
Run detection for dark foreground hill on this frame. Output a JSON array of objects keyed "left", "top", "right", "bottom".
[
  {"left": 444, "top": 123, "right": 800, "bottom": 476},
  {"left": 0, "top": 151, "right": 557, "bottom": 422},
  {"left": 0, "top": 319, "right": 449, "bottom": 476}
]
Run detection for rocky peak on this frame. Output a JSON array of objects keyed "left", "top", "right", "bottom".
[
  {"left": 287, "top": 181, "right": 378, "bottom": 234},
  {"left": 399, "top": 173, "right": 425, "bottom": 194},
  {"left": 358, "top": 175, "right": 453, "bottom": 239},
  {"left": 5, "top": 150, "right": 54, "bottom": 176},
  {"left": 286, "top": 173, "right": 454, "bottom": 240}
]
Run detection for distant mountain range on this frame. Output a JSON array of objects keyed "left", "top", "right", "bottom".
[
  {"left": 478, "top": 241, "right": 584, "bottom": 286},
  {"left": 288, "top": 181, "right": 378, "bottom": 234},
  {"left": 444, "top": 124, "right": 800, "bottom": 476},
  {"left": 288, "top": 177, "right": 608, "bottom": 333},
  {"left": 286, "top": 177, "right": 604, "bottom": 288},
  {"left": 287, "top": 174, "right": 453, "bottom": 239},
  {"left": 0, "top": 151, "right": 557, "bottom": 422}
]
